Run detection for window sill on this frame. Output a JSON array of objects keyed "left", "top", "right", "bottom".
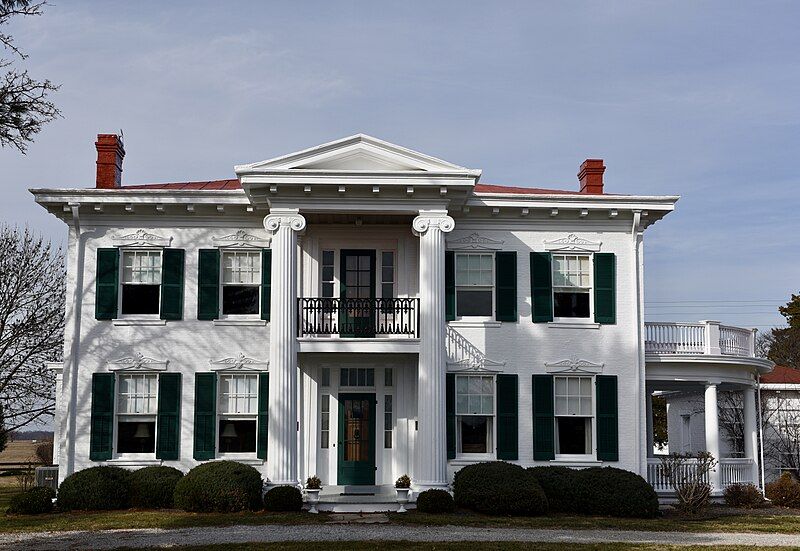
[
  {"left": 217, "top": 456, "right": 264, "bottom": 466},
  {"left": 112, "top": 318, "right": 167, "bottom": 326},
  {"left": 449, "top": 320, "right": 502, "bottom": 328},
  {"left": 550, "top": 458, "right": 601, "bottom": 467},
  {"left": 106, "top": 458, "right": 162, "bottom": 466},
  {"left": 450, "top": 454, "right": 496, "bottom": 465},
  {"left": 213, "top": 319, "right": 267, "bottom": 326},
  {"left": 547, "top": 321, "right": 600, "bottom": 329}
]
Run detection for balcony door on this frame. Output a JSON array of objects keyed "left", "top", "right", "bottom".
[
  {"left": 337, "top": 393, "right": 376, "bottom": 485},
  {"left": 340, "top": 249, "right": 376, "bottom": 338}
]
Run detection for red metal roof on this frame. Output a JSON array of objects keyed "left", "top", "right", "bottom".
[{"left": 761, "top": 365, "right": 800, "bottom": 384}]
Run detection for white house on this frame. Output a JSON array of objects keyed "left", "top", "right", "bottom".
[{"left": 34, "top": 134, "right": 772, "bottom": 509}]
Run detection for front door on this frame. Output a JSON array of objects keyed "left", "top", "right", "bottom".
[
  {"left": 337, "top": 393, "right": 376, "bottom": 485},
  {"left": 339, "top": 249, "right": 376, "bottom": 338}
]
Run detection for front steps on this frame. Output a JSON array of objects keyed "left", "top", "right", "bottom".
[{"left": 311, "top": 485, "right": 415, "bottom": 513}]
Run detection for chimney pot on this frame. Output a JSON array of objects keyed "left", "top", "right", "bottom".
[
  {"left": 578, "top": 158, "right": 605, "bottom": 194},
  {"left": 95, "top": 133, "right": 125, "bottom": 189}
]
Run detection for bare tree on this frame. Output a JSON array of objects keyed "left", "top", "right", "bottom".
[
  {"left": 0, "top": 225, "right": 64, "bottom": 447},
  {"left": 762, "top": 390, "right": 800, "bottom": 476},
  {"left": 1, "top": 0, "right": 61, "bottom": 153}
]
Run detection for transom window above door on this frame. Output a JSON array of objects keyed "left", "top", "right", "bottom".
[
  {"left": 455, "top": 253, "right": 494, "bottom": 317},
  {"left": 221, "top": 251, "right": 261, "bottom": 316},
  {"left": 552, "top": 254, "right": 591, "bottom": 319},
  {"left": 121, "top": 250, "right": 162, "bottom": 315}
]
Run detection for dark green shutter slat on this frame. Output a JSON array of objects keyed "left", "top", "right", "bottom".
[
  {"left": 445, "top": 251, "right": 456, "bottom": 322},
  {"left": 160, "top": 249, "right": 185, "bottom": 320},
  {"left": 594, "top": 253, "right": 616, "bottom": 324},
  {"left": 197, "top": 249, "right": 220, "bottom": 320},
  {"left": 261, "top": 249, "right": 272, "bottom": 321},
  {"left": 89, "top": 373, "right": 114, "bottom": 460},
  {"left": 193, "top": 373, "right": 216, "bottom": 460},
  {"left": 257, "top": 372, "right": 269, "bottom": 459},
  {"left": 530, "top": 252, "right": 553, "bottom": 323},
  {"left": 495, "top": 251, "right": 518, "bottom": 322},
  {"left": 597, "top": 375, "right": 619, "bottom": 461},
  {"left": 156, "top": 373, "right": 181, "bottom": 460},
  {"left": 532, "top": 374, "right": 555, "bottom": 460},
  {"left": 496, "top": 374, "right": 518, "bottom": 460},
  {"left": 95, "top": 248, "right": 119, "bottom": 320},
  {"left": 446, "top": 373, "right": 456, "bottom": 459}
]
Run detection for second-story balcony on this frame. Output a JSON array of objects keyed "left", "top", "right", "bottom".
[
  {"left": 644, "top": 320, "right": 756, "bottom": 357},
  {"left": 298, "top": 297, "right": 420, "bottom": 339}
]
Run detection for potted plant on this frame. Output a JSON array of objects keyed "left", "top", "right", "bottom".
[
  {"left": 394, "top": 474, "right": 411, "bottom": 513},
  {"left": 305, "top": 475, "right": 322, "bottom": 514}
]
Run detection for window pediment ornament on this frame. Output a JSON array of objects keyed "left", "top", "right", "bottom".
[
  {"left": 209, "top": 352, "right": 268, "bottom": 372},
  {"left": 447, "top": 232, "right": 504, "bottom": 251},
  {"left": 108, "top": 352, "right": 169, "bottom": 372},
  {"left": 447, "top": 357, "right": 506, "bottom": 373},
  {"left": 543, "top": 234, "right": 601, "bottom": 252},
  {"left": 212, "top": 229, "right": 271, "bottom": 248},
  {"left": 544, "top": 356, "right": 604, "bottom": 374},
  {"left": 113, "top": 229, "right": 173, "bottom": 248}
]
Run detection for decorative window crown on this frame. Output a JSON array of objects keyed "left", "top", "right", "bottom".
[
  {"left": 108, "top": 352, "right": 169, "bottom": 371},
  {"left": 544, "top": 356, "right": 604, "bottom": 374},
  {"left": 113, "top": 229, "right": 173, "bottom": 248},
  {"left": 543, "top": 234, "right": 601, "bottom": 252},
  {"left": 209, "top": 352, "right": 268, "bottom": 372},
  {"left": 447, "top": 232, "right": 505, "bottom": 251},
  {"left": 212, "top": 229, "right": 271, "bottom": 248}
]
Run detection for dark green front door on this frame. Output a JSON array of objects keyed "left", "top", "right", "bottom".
[
  {"left": 337, "top": 393, "right": 376, "bottom": 485},
  {"left": 340, "top": 249, "right": 376, "bottom": 338}
]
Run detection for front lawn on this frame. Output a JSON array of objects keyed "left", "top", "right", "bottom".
[{"left": 115, "top": 544, "right": 795, "bottom": 551}]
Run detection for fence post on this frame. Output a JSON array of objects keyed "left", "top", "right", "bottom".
[{"left": 702, "top": 320, "right": 721, "bottom": 355}]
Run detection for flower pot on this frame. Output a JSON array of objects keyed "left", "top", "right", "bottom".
[
  {"left": 395, "top": 487, "right": 411, "bottom": 513},
  {"left": 305, "top": 488, "right": 321, "bottom": 514}
]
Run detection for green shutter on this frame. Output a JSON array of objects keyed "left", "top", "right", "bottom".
[
  {"left": 95, "top": 248, "right": 119, "bottom": 320},
  {"left": 594, "top": 253, "right": 616, "bottom": 324},
  {"left": 445, "top": 251, "right": 456, "bottom": 322},
  {"left": 495, "top": 252, "right": 518, "bottom": 322},
  {"left": 160, "top": 249, "right": 185, "bottom": 320},
  {"left": 257, "top": 372, "right": 269, "bottom": 459},
  {"left": 261, "top": 249, "right": 272, "bottom": 321},
  {"left": 496, "top": 374, "right": 518, "bottom": 460},
  {"left": 156, "top": 373, "right": 181, "bottom": 460},
  {"left": 532, "top": 374, "right": 555, "bottom": 460},
  {"left": 89, "top": 373, "right": 115, "bottom": 460},
  {"left": 446, "top": 373, "right": 456, "bottom": 459},
  {"left": 530, "top": 252, "right": 553, "bottom": 323},
  {"left": 596, "top": 375, "right": 619, "bottom": 461},
  {"left": 193, "top": 373, "right": 216, "bottom": 460},
  {"left": 197, "top": 249, "right": 220, "bottom": 320}
]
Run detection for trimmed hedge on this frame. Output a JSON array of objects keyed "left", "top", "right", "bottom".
[
  {"left": 574, "top": 467, "right": 659, "bottom": 518},
  {"left": 723, "top": 483, "right": 764, "bottom": 508},
  {"left": 57, "top": 466, "right": 131, "bottom": 511},
  {"left": 7, "top": 486, "right": 55, "bottom": 515},
  {"left": 416, "top": 489, "right": 455, "bottom": 513},
  {"left": 766, "top": 472, "right": 800, "bottom": 508},
  {"left": 264, "top": 485, "right": 303, "bottom": 512},
  {"left": 453, "top": 461, "right": 548, "bottom": 516},
  {"left": 527, "top": 466, "right": 578, "bottom": 513},
  {"left": 173, "top": 461, "right": 263, "bottom": 513},
  {"left": 129, "top": 466, "right": 184, "bottom": 509}
]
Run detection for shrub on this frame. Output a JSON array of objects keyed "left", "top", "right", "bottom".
[
  {"left": 453, "top": 461, "right": 548, "bottom": 516},
  {"left": 129, "top": 466, "right": 184, "bottom": 509},
  {"left": 7, "top": 486, "right": 55, "bottom": 514},
  {"left": 395, "top": 474, "right": 411, "bottom": 488},
  {"left": 57, "top": 466, "right": 131, "bottom": 511},
  {"left": 173, "top": 461, "right": 262, "bottom": 513},
  {"left": 264, "top": 485, "right": 303, "bottom": 512},
  {"left": 766, "top": 472, "right": 800, "bottom": 508},
  {"left": 305, "top": 475, "right": 322, "bottom": 490},
  {"left": 527, "top": 466, "right": 579, "bottom": 513},
  {"left": 416, "top": 489, "right": 455, "bottom": 513},
  {"left": 35, "top": 441, "right": 54, "bottom": 466},
  {"left": 658, "top": 452, "right": 716, "bottom": 514},
  {"left": 723, "top": 483, "right": 764, "bottom": 508},
  {"left": 574, "top": 467, "right": 659, "bottom": 519}
]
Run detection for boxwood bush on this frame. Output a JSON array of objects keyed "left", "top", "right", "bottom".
[
  {"left": 173, "top": 461, "right": 263, "bottom": 512},
  {"left": 57, "top": 466, "right": 132, "bottom": 511},
  {"left": 415, "top": 489, "right": 455, "bottom": 513},
  {"left": 453, "top": 461, "right": 548, "bottom": 516},
  {"left": 766, "top": 472, "right": 800, "bottom": 508},
  {"left": 527, "top": 466, "right": 579, "bottom": 513},
  {"left": 129, "top": 466, "right": 184, "bottom": 509},
  {"left": 723, "top": 482, "right": 764, "bottom": 508},
  {"left": 264, "top": 485, "right": 303, "bottom": 512},
  {"left": 7, "top": 486, "right": 55, "bottom": 515},
  {"left": 574, "top": 467, "right": 659, "bottom": 518}
]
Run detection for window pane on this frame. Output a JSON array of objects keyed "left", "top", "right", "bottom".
[
  {"left": 556, "top": 417, "right": 590, "bottom": 455},
  {"left": 382, "top": 251, "right": 394, "bottom": 267},
  {"left": 218, "top": 420, "right": 257, "bottom": 453},
  {"left": 321, "top": 368, "right": 330, "bottom": 387},
  {"left": 460, "top": 416, "right": 488, "bottom": 453},
  {"left": 580, "top": 377, "right": 592, "bottom": 397},
  {"left": 554, "top": 291, "right": 590, "bottom": 318},
  {"left": 482, "top": 395, "right": 493, "bottom": 414},
  {"left": 121, "top": 284, "right": 160, "bottom": 315},
  {"left": 555, "top": 377, "right": 567, "bottom": 395},
  {"left": 456, "top": 289, "right": 492, "bottom": 317},
  {"left": 322, "top": 250, "right": 334, "bottom": 265},
  {"left": 456, "top": 395, "right": 468, "bottom": 414},
  {"left": 384, "top": 368, "right": 393, "bottom": 387},
  {"left": 222, "top": 286, "right": 259, "bottom": 315},
  {"left": 555, "top": 396, "right": 568, "bottom": 416},
  {"left": 322, "top": 266, "right": 334, "bottom": 282},
  {"left": 117, "top": 421, "right": 155, "bottom": 453}
]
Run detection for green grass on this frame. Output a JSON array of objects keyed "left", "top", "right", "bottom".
[
  {"left": 0, "top": 482, "right": 21, "bottom": 511},
  {"left": 115, "top": 544, "right": 798, "bottom": 551}
]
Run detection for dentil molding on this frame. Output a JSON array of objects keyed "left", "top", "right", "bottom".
[
  {"left": 113, "top": 229, "right": 173, "bottom": 248},
  {"left": 108, "top": 352, "right": 169, "bottom": 371},
  {"left": 212, "top": 229, "right": 271, "bottom": 248},
  {"left": 544, "top": 356, "right": 604, "bottom": 374},
  {"left": 263, "top": 212, "right": 306, "bottom": 233},
  {"left": 412, "top": 213, "right": 455, "bottom": 236},
  {"left": 209, "top": 352, "right": 268, "bottom": 372},
  {"left": 447, "top": 232, "right": 504, "bottom": 250},
  {"left": 543, "top": 233, "right": 601, "bottom": 252}
]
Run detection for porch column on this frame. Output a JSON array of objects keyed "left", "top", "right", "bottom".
[
  {"left": 743, "top": 386, "right": 760, "bottom": 486},
  {"left": 412, "top": 210, "right": 454, "bottom": 491},
  {"left": 704, "top": 381, "right": 722, "bottom": 492},
  {"left": 645, "top": 390, "right": 654, "bottom": 458},
  {"left": 264, "top": 209, "right": 306, "bottom": 486}
]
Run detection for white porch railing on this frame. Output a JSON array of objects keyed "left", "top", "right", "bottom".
[
  {"left": 646, "top": 457, "right": 756, "bottom": 492},
  {"left": 645, "top": 321, "right": 756, "bottom": 358},
  {"left": 719, "top": 326, "right": 754, "bottom": 356}
]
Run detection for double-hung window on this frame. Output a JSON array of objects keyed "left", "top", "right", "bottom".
[
  {"left": 552, "top": 254, "right": 592, "bottom": 319},
  {"left": 455, "top": 375, "right": 494, "bottom": 455},
  {"left": 221, "top": 251, "right": 261, "bottom": 316},
  {"left": 121, "top": 250, "right": 162, "bottom": 315},
  {"left": 554, "top": 376, "right": 593, "bottom": 456},
  {"left": 217, "top": 374, "right": 259, "bottom": 453},
  {"left": 455, "top": 253, "right": 494, "bottom": 318},
  {"left": 116, "top": 373, "right": 158, "bottom": 454}
]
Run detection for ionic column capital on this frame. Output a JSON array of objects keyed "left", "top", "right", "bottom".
[
  {"left": 412, "top": 211, "right": 455, "bottom": 237},
  {"left": 264, "top": 210, "right": 306, "bottom": 234}
]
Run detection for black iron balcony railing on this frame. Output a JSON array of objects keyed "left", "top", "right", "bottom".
[{"left": 298, "top": 297, "right": 420, "bottom": 338}]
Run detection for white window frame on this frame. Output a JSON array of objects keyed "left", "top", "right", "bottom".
[
  {"left": 114, "top": 372, "right": 159, "bottom": 459},
  {"left": 339, "top": 367, "right": 376, "bottom": 389},
  {"left": 320, "top": 249, "right": 336, "bottom": 298},
  {"left": 216, "top": 373, "right": 259, "bottom": 458},
  {"left": 553, "top": 375, "right": 596, "bottom": 460},
  {"left": 378, "top": 250, "right": 396, "bottom": 300},
  {"left": 454, "top": 374, "right": 496, "bottom": 460},
  {"left": 384, "top": 394, "right": 393, "bottom": 449},
  {"left": 320, "top": 394, "right": 330, "bottom": 449},
  {"left": 454, "top": 252, "right": 495, "bottom": 321},
  {"left": 219, "top": 249, "right": 262, "bottom": 320},
  {"left": 551, "top": 253, "right": 594, "bottom": 323},
  {"left": 118, "top": 248, "right": 163, "bottom": 319}
]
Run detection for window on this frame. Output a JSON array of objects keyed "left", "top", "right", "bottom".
[
  {"left": 384, "top": 395, "right": 393, "bottom": 449},
  {"left": 384, "top": 368, "right": 393, "bottom": 387},
  {"left": 221, "top": 251, "right": 261, "bottom": 315},
  {"left": 380, "top": 251, "right": 395, "bottom": 299},
  {"left": 720, "top": 401, "right": 745, "bottom": 458},
  {"left": 681, "top": 414, "right": 691, "bottom": 452},
  {"left": 321, "top": 250, "right": 335, "bottom": 298},
  {"left": 340, "top": 368, "right": 374, "bottom": 387},
  {"left": 552, "top": 254, "right": 591, "bottom": 318},
  {"left": 121, "top": 250, "right": 161, "bottom": 315},
  {"left": 320, "top": 394, "right": 330, "bottom": 449},
  {"left": 321, "top": 367, "right": 331, "bottom": 387},
  {"left": 455, "top": 375, "right": 494, "bottom": 454},
  {"left": 218, "top": 374, "right": 258, "bottom": 453},
  {"left": 554, "top": 376, "right": 593, "bottom": 456},
  {"left": 455, "top": 253, "right": 493, "bottom": 317},
  {"left": 116, "top": 373, "right": 157, "bottom": 454}
]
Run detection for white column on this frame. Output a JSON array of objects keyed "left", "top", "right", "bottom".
[
  {"left": 412, "top": 210, "right": 454, "bottom": 491},
  {"left": 704, "top": 382, "right": 722, "bottom": 492},
  {"left": 645, "top": 390, "right": 654, "bottom": 458},
  {"left": 743, "top": 386, "right": 760, "bottom": 486},
  {"left": 264, "top": 209, "right": 306, "bottom": 486}
]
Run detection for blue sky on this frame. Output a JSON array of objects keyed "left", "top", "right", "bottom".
[{"left": 1, "top": 1, "right": 798, "bottom": 329}]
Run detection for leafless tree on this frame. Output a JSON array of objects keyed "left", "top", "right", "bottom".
[
  {"left": 658, "top": 451, "right": 717, "bottom": 513},
  {"left": 762, "top": 390, "right": 800, "bottom": 476},
  {"left": 1, "top": 1, "right": 61, "bottom": 153},
  {"left": 0, "top": 225, "right": 64, "bottom": 448}
]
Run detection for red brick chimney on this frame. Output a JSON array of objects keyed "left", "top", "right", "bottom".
[
  {"left": 95, "top": 134, "right": 125, "bottom": 189},
  {"left": 578, "top": 159, "right": 605, "bottom": 194}
]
